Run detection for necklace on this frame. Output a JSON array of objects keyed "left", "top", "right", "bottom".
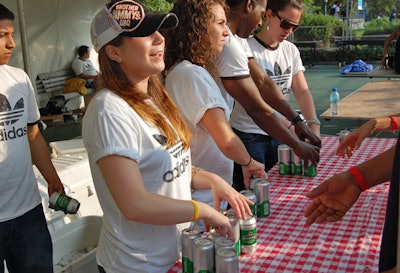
[{"left": 254, "top": 35, "right": 279, "bottom": 50}]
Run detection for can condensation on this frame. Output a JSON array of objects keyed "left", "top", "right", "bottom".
[
  {"left": 290, "top": 149, "right": 303, "bottom": 175},
  {"left": 49, "top": 192, "right": 80, "bottom": 214},
  {"left": 193, "top": 237, "right": 214, "bottom": 273},
  {"left": 254, "top": 178, "right": 270, "bottom": 217},
  {"left": 240, "top": 189, "right": 257, "bottom": 216},
  {"left": 223, "top": 209, "right": 241, "bottom": 255},
  {"left": 278, "top": 144, "right": 291, "bottom": 175},
  {"left": 181, "top": 227, "right": 201, "bottom": 273},
  {"left": 215, "top": 248, "right": 239, "bottom": 273},
  {"left": 239, "top": 215, "right": 257, "bottom": 254}
]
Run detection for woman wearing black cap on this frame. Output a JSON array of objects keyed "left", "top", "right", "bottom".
[{"left": 83, "top": 1, "right": 252, "bottom": 272}]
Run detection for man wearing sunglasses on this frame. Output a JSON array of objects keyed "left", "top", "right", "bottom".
[
  {"left": 229, "top": 0, "right": 320, "bottom": 191},
  {"left": 216, "top": 0, "right": 321, "bottom": 191}
]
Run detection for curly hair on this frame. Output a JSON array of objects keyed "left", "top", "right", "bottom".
[{"left": 164, "top": 0, "right": 228, "bottom": 78}]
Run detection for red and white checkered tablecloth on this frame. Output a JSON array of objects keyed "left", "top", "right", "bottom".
[{"left": 168, "top": 135, "right": 397, "bottom": 273}]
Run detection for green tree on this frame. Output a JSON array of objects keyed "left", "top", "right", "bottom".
[
  {"left": 365, "top": 0, "right": 397, "bottom": 19},
  {"left": 142, "top": 0, "right": 173, "bottom": 13}
]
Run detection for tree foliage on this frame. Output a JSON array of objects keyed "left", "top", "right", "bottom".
[
  {"left": 364, "top": 0, "right": 398, "bottom": 19},
  {"left": 142, "top": 0, "right": 173, "bottom": 13}
]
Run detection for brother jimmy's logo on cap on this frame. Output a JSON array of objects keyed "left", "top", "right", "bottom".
[{"left": 108, "top": 0, "right": 145, "bottom": 32}]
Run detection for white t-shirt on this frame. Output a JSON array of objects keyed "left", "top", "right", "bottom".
[
  {"left": 0, "top": 65, "right": 42, "bottom": 222},
  {"left": 71, "top": 58, "right": 97, "bottom": 85},
  {"left": 230, "top": 38, "right": 305, "bottom": 135},
  {"left": 215, "top": 28, "right": 252, "bottom": 111},
  {"left": 82, "top": 90, "right": 191, "bottom": 273},
  {"left": 165, "top": 60, "right": 233, "bottom": 208}
]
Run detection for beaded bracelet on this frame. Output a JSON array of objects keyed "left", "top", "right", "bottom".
[
  {"left": 191, "top": 166, "right": 203, "bottom": 180},
  {"left": 349, "top": 166, "right": 369, "bottom": 191}
]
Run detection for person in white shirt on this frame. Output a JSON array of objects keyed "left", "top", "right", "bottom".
[
  {"left": 216, "top": 0, "right": 321, "bottom": 191},
  {"left": 231, "top": 0, "right": 320, "bottom": 190},
  {"left": 84, "top": 1, "right": 252, "bottom": 272},
  {"left": 164, "top": 0, "right": 266, "bottom": 229},
  {"left": 0, "top": 4, "right": 65, "bottom": 273},
  {"left": 71, "top": 45, "right": 99, "bottom": 87}
]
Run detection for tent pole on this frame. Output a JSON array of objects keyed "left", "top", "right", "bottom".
[{"left": 16, "top": 0, "right": 33, "bottom": 81}]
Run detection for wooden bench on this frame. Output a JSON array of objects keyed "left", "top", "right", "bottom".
[
  {"left": 332, "top": 35, "right": 389, "bottom": 65},
  {"left": 36, "top": 69, "right": 94, "bottom": 111}
]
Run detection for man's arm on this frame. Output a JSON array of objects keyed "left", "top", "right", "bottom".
[
  {"left": 248, "top": 58, "right": 321, "bottom": 147},
  {"left": 221, "top": 75, "right": 320, "bottom": 165},
  {"left": 304, "top": 145, "right": 394, "bottom": 225},
  {"left": 28, "top": 124, "right": 64, "bottom": 196}
]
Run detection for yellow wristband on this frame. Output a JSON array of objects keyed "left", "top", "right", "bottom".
[{"left": 190, "top": 200, "right": 199, "bottom": 222}]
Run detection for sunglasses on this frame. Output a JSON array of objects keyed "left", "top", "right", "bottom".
[{"left": 271, "top": 11, "right": 300, "bottom": 31}]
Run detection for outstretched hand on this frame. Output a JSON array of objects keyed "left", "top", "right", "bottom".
[
  {"left": 304, "top": 171, "right": 362, "bottom": 226},
  {"left": 336, "top": 121, "right": 375, "bottom": 158}
]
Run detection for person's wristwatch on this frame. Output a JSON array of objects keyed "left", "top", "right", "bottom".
[{"left": 288, "top": 114, "right": 305, "bottom": 129}]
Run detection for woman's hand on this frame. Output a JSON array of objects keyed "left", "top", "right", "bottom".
[
  {"left": 197, "top": 201, "right": 234, "bottom": 239},
  {"left": 336, "top": 120, "right": 375, "bottom": 157},
  {"left": 209, "top": 173, "right": 254, "bottom": 220},
  {"left": 242, "top": 158, "right": 267, "bottom": 189}
]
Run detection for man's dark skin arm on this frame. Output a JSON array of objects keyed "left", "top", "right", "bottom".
[
  {"left": 222, "top": 74, "right": 320, "bottom": 165},
  {"left": 248, "top": 58, "right": 321, "bottom": 147}
]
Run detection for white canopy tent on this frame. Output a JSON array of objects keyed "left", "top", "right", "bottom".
[{"left": 3, "top": 0, "right": 103, "bottom": 107}]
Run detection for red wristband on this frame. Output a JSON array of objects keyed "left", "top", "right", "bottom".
[
  {"left": 390, "top": 115, "right": 399, "bottom": 131},
  {"left": 349, "top": 166, "right": 369, "bottom": 191}
]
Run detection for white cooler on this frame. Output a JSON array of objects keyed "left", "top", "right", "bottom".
[
  {"left": 51, "top": 216, "right": 102, "bottom": 273},
  {"left": 49, "top": 138, "right": 86, "bottom": 158},
  {"left": 35, "top": 152, "right": 103, "bottom": 232}
]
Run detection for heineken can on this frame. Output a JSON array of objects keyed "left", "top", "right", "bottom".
[
  {"left": 193, "top": 238, "right": 214, "bottom": 273},
  {"left": 239, "top": 215, "right": 257, "bottom": 254},
  {"left": 214, "top": 237, "right": 236, "bottom": 252},
  {"left": 254, "top": 178, "right": 270, "bottom": 218},
  {"left": 49, "top": 192, "right": 80, "bottom": 214},
  {"left": 182, "top": 227, "right": 201, "bottom": 273},
  {"left": 240, "top": 189, "right": 257, "bottom": 216},
  {"left": 278, "top": 144, "right": 291, "bottom": 175},
  {"left": 215, "top": 248, "right": 239, "bottom": 273},
  {"left": 304, "top": 161, "right": 317, "bottom": 177},
  {"left": 339, "top": 129, "right": 351, "bottom": 143},
  {"left": 223, "top": 209, "right": 241, "bottom": 255},
  {"left": 290, "top": 149, "right": 303, "bottom": 175}
]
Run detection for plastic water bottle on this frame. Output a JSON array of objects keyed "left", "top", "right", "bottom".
[{"left": 330, "top": 88, "right": 340, "bottom": 115}]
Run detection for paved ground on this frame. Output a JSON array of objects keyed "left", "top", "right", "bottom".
[
  {"left": 293, "top": 64, "right": 396, "bottom": 137},
  {"left": 41, "top": 64, "right": 397, "bottom": 145}
]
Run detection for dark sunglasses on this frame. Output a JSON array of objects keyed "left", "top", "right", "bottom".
[{"left": 271, "top": 11, "right": 300, "bottom": 31}]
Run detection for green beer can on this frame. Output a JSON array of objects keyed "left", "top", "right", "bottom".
[{"left": 278, "top": 144, "right": 291, "bottom": 175}]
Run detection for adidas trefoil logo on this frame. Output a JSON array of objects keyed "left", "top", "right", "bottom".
[{"left": 0, "top": 94, "right": 24, "bottom": 126}]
